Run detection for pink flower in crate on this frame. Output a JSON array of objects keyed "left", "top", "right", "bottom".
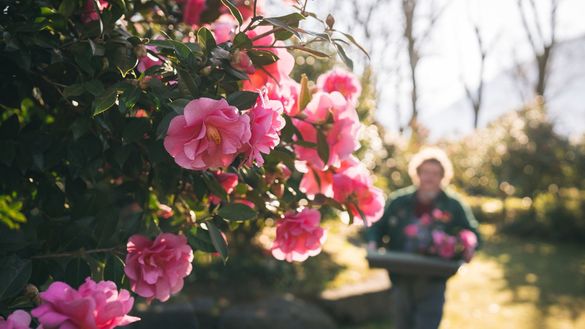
[
  {"left": 0, "top": 310, "right": 32, "bottom": 329},
  {"left": 432, "top": 208, "right": 452, "bottom": 223},
  {"left": 209, "top": 171, "right": 239, "bottom": 204},
  {"left": 31, "top": 278, "right": 139, "bottom": 329},
  {"left": 244, "top": 95, "right": 285, "bottom": 165},
  {"left": 419, "top": 213, "right": 432, "bottom": 226},
  {"left": 331, "top": 160, "right": 384, "bottom": 226},
  {"left": 316, "top": 68, "right": 362, "bottom": 104},
  {"left": 125, "top": 233, "right": 194, "bottom": 302},
  {"left": 164, "top": 97, "right": 251, "bottom": 170},
  {"left": 404, "top": 224, "right": 418, "bottom": 238},
  {"left": 432, "top": 230, "right": 457, "bottom": 259},
  {"left": 183, "top": 0, "right": 207, "bottom": 26},
  {"left": 459, "top": 229, "right": 478, "bottom": 262},
  {"left": 80, "top": 0, "right": 109, "bottom": 24},
  {"left": 271, "top": 208, "right": 326, "bottom": 262}
]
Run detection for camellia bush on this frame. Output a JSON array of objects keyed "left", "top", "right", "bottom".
[{"left": 0, "top": 0, "right": 382, "bottom": 327}]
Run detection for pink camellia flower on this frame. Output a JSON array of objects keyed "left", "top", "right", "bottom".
[
  {"left": 459, "top": 229, "right": 478, "bottom": 262},
  {"left": 432, "top": 230, "right": 457, "bottom": 259},
  {"left": 331, "top": 161, "right": 384, "bottom": 226},
  {"left": 316, "top": 68, "right": 362, "bottom": 104},
  {"left": 243, "top": 26, "right": 294, "bottom": 89},
  {"left": 156, "top": 204, "right": 174, "bottom": 219},
  {"left": 230, "top": 50, "right": 256, "bottom": 74},
  {"left": 164, "top": 97, "right": 251, "bottom": 170},
  {"left": 264, "top": 79, "right": 300, "bottom": 117},
  {"left": 294, "top": 92, "right": 360, "bottom": 170},
  {"left": 244, "top": 95, "right": 285, "bottom": 166},
  {"left": 125, "top": 233, "right": 194, "bottom": 302},
  {"left": 271, "top": 208, "right": 327, "bottom": 262},
  {"left": 404, "top": 224, "right": 418, "bottom": 238},
  {"left": 419, "top": 213, "right": 432, "bottom": 226},
  {"left": 0, "top": 310, "right": 31, "bottom": 329},
  {"left": 183, "top": 0, "right": 207, "bottom": 26},
  {"left": 80, "top": 0, "right": 109, "bottom": 24},
  {"left": 31, "top": 278, "right": 139, "bottom": 329},
  {"left": 209, "top": 171, "right": 239, "bottom": 204},
  {"left": 209, "top": 14, "right": 237, "bottom": 44},
  {"left": 295, "top": 160, "right": 333, "bottom": 197},
  {"left": 432, "top": 208, "right": 452, "bottom": 223}
]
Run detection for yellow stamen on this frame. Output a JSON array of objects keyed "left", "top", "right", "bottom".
[{"left": 206, "top": 126, "right": 222, "bottom": 144}]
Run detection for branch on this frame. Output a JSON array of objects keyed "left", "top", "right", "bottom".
[{"left": 31, "top": 246, "right": 125, "bottom": 260}]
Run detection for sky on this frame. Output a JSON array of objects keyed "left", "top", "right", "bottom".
[{"left": 266, "top": 0, "right": 585, "bottom": 137}]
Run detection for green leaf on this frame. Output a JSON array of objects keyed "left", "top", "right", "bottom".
[
  {"left": 58, "top": 0, "right": 78, "bottom": 18},
  {"left": 65, "top": 257, "right": 91, "bottom": 288},
  {"left": 197, "top": 27, "right": 216, "bottom": 51},
  {"left": 337, "top": 30, "right": 370, "bottom": 59},
  {"left": 104, "top": 255, "right": 126, "bottom": 283},
  {"left": 156, "top": 111, "right": 179, "bottom": 140},
  {"left": 93, "top": 87, "right": 118, "bottom": 116},
  {"left": 262, "top": 14, "right": 305, "bottom": 41},
  {"left": 292, "top": 46, "right": 329, "bottom": 58},
  {"left": 316, "top": 128, "right": 329, "bottom": 164},
  {"left": 0, "top": 255, "right": 31, "bottom": 300},
  {"left": 223, "top": 65, "right": 249, "bottom": 81},
  {"left": 84, "top": 80, "right": 105, "bottom": 96},
  {"left": 220, "top": 0, "right": 243, "bottom": 26},
  {"left": 206, "top": 221, "right": 228, "bottom": 261},
  {"left": 63, "top": 83, "right": 85, "bottom": 98},
  {"left": 298, "top": 74, "right": 311, "bottom": 112},
  {"left": 187, "top": 227, "right": 216, "bottom": 252},
  {"left": 169, "top": 99, "right": 190, "bottom": 114},
  {"left": 149, "top": 40, "right": 194, "bottom": 62},
  {"left": 226, "top": 91, "right": 258, "bottom": 111},
  {"left": 248, "top": 50, "right": 279, "bottom": 67},
  {"left": 217, "top": 203, "right": 258, "bottom": 221},
  {"left": 0, "top": 195, "right": 27, "bottom": 229},
  {"left": 122, "top": 118, "right": 150, "bottom": 144},
  {"left": 335, "top": 44, "right": 354, "bottom": 70},
  {"left": 233, "top": 32, "right": 252, "bottom": 49},
  {"left": 202, "top": 172, "right": 228, "bottom": 202},
  {"left": 178, "top": 69, "right": 200, "bottom": 98}
]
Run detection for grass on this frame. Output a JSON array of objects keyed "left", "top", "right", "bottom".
[{"left": 339, "top": 224, "right": 585, "bottom": 329}]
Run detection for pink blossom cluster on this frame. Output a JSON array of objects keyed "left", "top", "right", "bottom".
[
  {"left": 402, "top": 209, "right": 478, "bottom": 262},
  {"left": 30, "top": 278, "right": 139, "bottom": 329},
  {"left": 271, "top": 208, "right": 326, "bottom": 262},
  {"left": 163, "top": 94, "right": 285, "bottom": 170},
  {"left": 125, "top": 233, "right": 194, "bottom": 302}
]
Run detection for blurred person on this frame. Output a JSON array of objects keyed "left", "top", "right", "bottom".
[{"left": 366, "top": 147, "right": 481, "bottom": 329}]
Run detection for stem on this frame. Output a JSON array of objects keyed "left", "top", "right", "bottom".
[
  {"left": 249, "top": 27, "right": 283, "bottom": 42},
  {"left": 31, "top": 246, "right": 124, "bottom": 260}
]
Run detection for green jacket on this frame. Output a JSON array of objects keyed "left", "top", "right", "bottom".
[{"left": 365, "top": 186, "right": 482, "bottom": 251}]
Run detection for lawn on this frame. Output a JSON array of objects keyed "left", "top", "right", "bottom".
[{"left": 340, "top": 224, "right": 585, "bottom": 329}]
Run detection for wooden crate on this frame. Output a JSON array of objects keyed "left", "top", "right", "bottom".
[{"left": 366, "top": 250, "right": 463, "bottom": 277}]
